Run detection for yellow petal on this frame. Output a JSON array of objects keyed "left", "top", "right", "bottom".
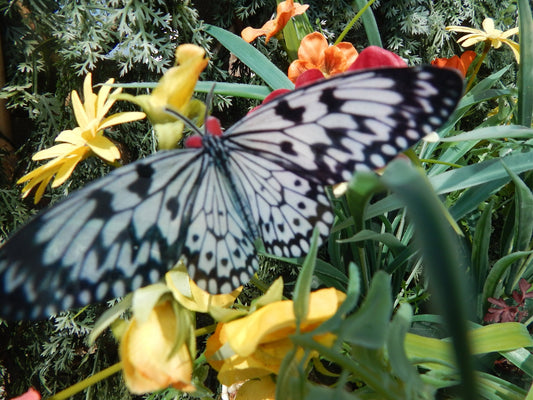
[
  {"left": 51, "top": 153, "right": 85, "bottom": 187},
  {"left": 504, "top": 39, "right": 520, "bottom": 63},
  {"left": 152, "top": 44, "right": 208, "bottom": 113},
  {"left": 83, "top": 73, "right": 98, "bottom": 120},
  {"left": 99, "top": 111, "right": 146, "bottom": 131},
  {"left": 501, "top": 27, "right": 519, "bottom": 39},
  {"left": 87, "top": 135, "right": 120, "bottom": 162},
  {"left": 446, "top": 25, "right": 483, "bottom": 34},
  {"left": 236, "top": 376, "right": 276, "bottom": 400},
  {"left": 71, "top": 89, "right": 89, "bottom": 128},
  {"left": 221, "top": 288, "right": 345, "bottom": 357},
  {"left": 166, "top": 268, "right": 242, "bottom": 314},
  {"left": 96, "top": 78, "right": 115, "bottom": 119},
  {"left": 34, "top": 177, "right": 53, "bottom": 203},
  {"left": 120, "top": 301, "right": 195, "bottom": 394},
  {"left": 457, "top": 34, "right": 485, "bottom": 47},
  {"left": 482, "top": 18, "right": 495, "bottom": 33},
  {"left": 31, "top": 143, "right": 78, "bottom": 160}
]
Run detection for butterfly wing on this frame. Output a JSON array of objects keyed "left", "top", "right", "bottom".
[
  {"left": 179, "top": 158, "right": 259, "bottom": 294},
  {"left": 0, "top": 150, "right": 205, "bottom": 319},
  {"left": 222, "top": 66, "right": 463, "bottom": 256},
  {"left": 223, "top": 66, "right": 463, "bottom": 185},
  {"left": 226, "top": 148, "right": 334, "bottom": 259}
]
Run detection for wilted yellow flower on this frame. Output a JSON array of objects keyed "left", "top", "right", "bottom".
[
  {"left": 117, "top": 44, "right": 208, "bottom": 149},
  {"left": 446, "top": 18, "right": 519, "bottom": 62},
  {"left": 119, "top": 300, "right": 195, "bottom": 394},
  {"left": 166, "top": 262, "right": 242, "bottom": 317},
  {"left": 205, "top": 287, "right": 344, "bottom": 386},
  {"left": 17, "top": 73, "right": 146, "bottom": 203}
]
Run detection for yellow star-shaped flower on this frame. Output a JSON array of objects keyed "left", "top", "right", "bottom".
[
  {"left": 17, "top": 73, "right": 146, "bottom": 203},
  {"left": 446, "top": 18, "right": 520, "bottom": 63}
]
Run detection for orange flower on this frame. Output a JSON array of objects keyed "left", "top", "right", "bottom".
[
  {"left": 431, "top": 50, "right": 476, "bottom": 77},
  {"left": 241, "top": 0, "right": 309, "bottom": 43},
  {"left": 288, "top": 32, "right": 358, "bottom": 83}
]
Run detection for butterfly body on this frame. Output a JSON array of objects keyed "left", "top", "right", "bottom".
[{"left": 0, "top": 66, "right": 463, "bottom": 319}]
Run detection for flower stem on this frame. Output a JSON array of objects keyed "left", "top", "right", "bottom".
[
  {"left": 465, "top": 41, "right": 491, "bottom": 92},
  {"left": 48, "top": 362, "right": 123, "bottom": 400}
]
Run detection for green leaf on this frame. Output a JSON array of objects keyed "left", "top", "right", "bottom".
[
  {"left": 502, "top": 161, "right": 533, "bottom": 253},
  {"left": 471, "top": 201, "right": 492, "bottom": 300},
  {"left": 387, "top": 303, "right": 424, "bottom": 390},
  {"left": 381, "top": 160, "right": 476, "bottom": 398},
  {"left": 339, "top": 271, "right": 392, "bottom": 348},
  {"left": 293, "top": 227, "right": 320, "bottom": 327},
  {"left": 517, "top": 0, "right": 533, "bottom": 126},
  {"left": 204, "top": 24, "right": 294, "bottom": 90},
  {"left": 349, "top": 0, "right": 382, "bottom": 46},
  {"left": 482, "top": 251, "right": 533, "bottom": 308},
  {"left": 439, "top": 125, "right": 533, "bottom": 142}
]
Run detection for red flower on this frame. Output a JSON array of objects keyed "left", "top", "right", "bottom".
[
  {"left": 10, "top": 388, "right": 41, "bottom": 400},
  {"left": 431, "top": 51, "right": 476, "bottom": 77}
]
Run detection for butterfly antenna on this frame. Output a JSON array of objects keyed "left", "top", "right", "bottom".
[{"left": 164, "top": 107, "right": 204, "bottom": 136}]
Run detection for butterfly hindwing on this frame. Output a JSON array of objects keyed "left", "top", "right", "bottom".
[
  {"left": 226, "top": 146, "right": 333, "bottom": 259},
  {"left": 180, "top": 157, "right": 259, "bottom": 294}
]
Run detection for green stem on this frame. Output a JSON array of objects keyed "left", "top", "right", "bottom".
[
  {"left": 48, "top": 362, "right": 123, "bottom": 400},
  {"left": 465, "top": 41, "right": 491, "bottom": 92},
  {"left": 336, "top": 0, "right": 377, "bottom": 44}
]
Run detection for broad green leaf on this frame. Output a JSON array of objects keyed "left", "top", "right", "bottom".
[{"left": 339, "top": 271, "right": 392, "bottom": 348}]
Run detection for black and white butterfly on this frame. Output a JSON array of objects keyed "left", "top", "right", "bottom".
[{"left": 0, "top": 66, "right": 463, "bottom": 319}]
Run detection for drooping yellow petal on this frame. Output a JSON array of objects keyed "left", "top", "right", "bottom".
[
  {"left": 86, "top": 135, "right": 120, "bottom": 162},
  {"left": 31, "top": 143, "right": 79, "bottom": 160},
  {"left": 51, "top": 152, "right": 86, "bottom": 187}
]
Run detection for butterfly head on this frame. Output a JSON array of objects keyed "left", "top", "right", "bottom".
[{"left": 185, "top": 116, "right": 223, "bottom": 148}]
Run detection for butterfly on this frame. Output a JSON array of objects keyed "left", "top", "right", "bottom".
[{"left": 0, "top": 66, "right": 463, "bottom": 319}]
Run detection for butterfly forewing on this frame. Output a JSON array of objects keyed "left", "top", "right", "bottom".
[
  {"left": 223, "top": 66, "right": 463, "bottom": 185},
  {"left": 0, "top": 150, "right": 206, "bottom": 318}
]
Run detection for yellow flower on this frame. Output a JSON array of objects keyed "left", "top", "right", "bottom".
[
  {"left": 117, "top": 44, "right": 208, "bottom": 149},
  {"left": 17, "top": 73, "right": 146, "bottom": 203},
  {"left": 165, "top": 261, "right": 242, "bottom": 318},
  {"left": 241, "top": 0, "right": 309, "bottom": 44},
  {"left": 205, "top": 287, "right": 344, "bottom": 386},
  {"left": 119, "top": 300, "right": 196, "bottom": 394},
  {"left": 446, "top": 18, "right": 520, "bottom": 63}
]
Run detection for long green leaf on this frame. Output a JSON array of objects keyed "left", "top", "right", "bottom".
[
  {"left": 517, "top": 0, "right": 533, "bottom": 126},
  {"left": 382, "top": 160, "right": 476, "bottom": 398},
  {"left": 204, "top": 24, "right": 294, "bottom": 90}
]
